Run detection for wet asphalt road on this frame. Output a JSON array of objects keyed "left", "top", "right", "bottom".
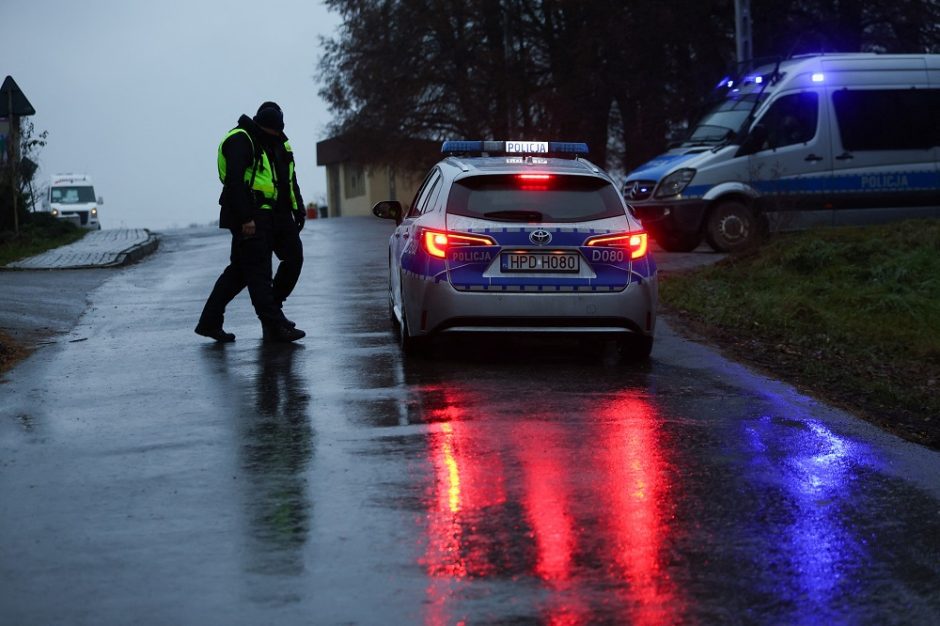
[{"left": 1, "top": 218, "right": 939, "bottom": 625}]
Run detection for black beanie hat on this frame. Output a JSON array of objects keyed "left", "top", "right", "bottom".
[{"left": 254, "top": 101, "right": 284, "bottom": 132}]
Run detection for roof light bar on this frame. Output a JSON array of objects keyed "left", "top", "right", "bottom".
[{"left": 441, "top": 140, "right": 589, "bottom": 156}]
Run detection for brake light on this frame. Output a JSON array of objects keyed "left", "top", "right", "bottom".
[
  {"left": 422, "top": 229, "right": 496, "bottom": 258},
  {"left": 425, "top": 232, "right": 449, "bottom": 258},
  {"left": 516, "top": 174, "right": 552, "bottom": 181},
  {"left": 585, "top": 232, "right": 649, "bottom": 260}
]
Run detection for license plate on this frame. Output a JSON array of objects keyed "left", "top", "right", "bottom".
[{"left": 500, "top": 252, "right": 580, "bottom": 273}]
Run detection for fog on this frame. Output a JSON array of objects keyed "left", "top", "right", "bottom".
[{"left": 0, "top": 0, "right": 341, "bottom": 229}]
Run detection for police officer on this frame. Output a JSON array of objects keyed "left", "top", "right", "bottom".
[{"left": 195, "top": 102, "right": 306, "bottom": 342}]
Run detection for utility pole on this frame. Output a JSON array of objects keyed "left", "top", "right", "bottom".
[
  {"left": 735, "top": 0, "right": 753, "bottom": 65},
  {"left": 503, "top": 1, "right": 513, "bottom": 137},
  {"left": 8, "top": 90, "right": 19, "bottom": 234}
]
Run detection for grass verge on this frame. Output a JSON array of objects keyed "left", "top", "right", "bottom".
[
  {"left": 0, "top": 213, "right": 88, "bottom": 266},
  {"left": 0, "top": 330, "right": 31, "bottom": 377},
  {"left": 659, "top": 219, "right": 940, "bottom": 449}
]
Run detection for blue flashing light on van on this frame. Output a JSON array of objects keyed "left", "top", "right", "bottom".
[{"left": 622, "top": 53, "right": 940, "bottom": 252}]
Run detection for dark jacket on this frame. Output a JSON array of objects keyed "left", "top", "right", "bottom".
[{"left": 218, "top": 114, "right": 305, "bottom": 229}]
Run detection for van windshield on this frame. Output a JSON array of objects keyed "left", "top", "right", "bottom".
[
  {"left": 51, "top": 186, "right": 96, "bottom": 204},
  {"left": 684, "top": 93, "right": 767, "bottom": 145},
  {"left": 447, "top": 175, "right": 625, "bottom": 223}
]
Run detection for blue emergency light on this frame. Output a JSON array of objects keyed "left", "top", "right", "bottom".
[{"left": 441, "top": 140, "right": 589, "bottom": 157}]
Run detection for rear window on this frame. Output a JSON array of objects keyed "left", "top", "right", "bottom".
[{"left": 446, "top": 174, "right": 625, "bottom": 223}]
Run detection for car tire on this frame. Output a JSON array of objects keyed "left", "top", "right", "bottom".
[
  {"left": 653, "top": 230, "right": 702, "bottom": 252},
  {"left": 705, "top": 200, "right": 764, "bottom": 252},
  {"left": 388, "top": 295, "right": 397, "bottom": 329},
  {"left": 388, "top": 254, "right": 398, "bottom": 328},
  {"left": 618, "top": 334, "right": 653, "bottom": 363},
  {"left": 399, "top": 305, "right": 428, "bottom": 356}
]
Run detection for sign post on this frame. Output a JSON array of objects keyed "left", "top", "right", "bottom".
[{"left": 0, "top": 76, "right": 36, "bottom": 235}]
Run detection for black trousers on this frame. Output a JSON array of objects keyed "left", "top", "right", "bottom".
[{"left": 199, "top": 208, "right": 304, "bottom": 328}]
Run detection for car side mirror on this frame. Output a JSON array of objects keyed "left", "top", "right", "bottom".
[
  {"left": 737, "top": 124, "right": 768, "bottom": 157},
  {"left": 97, "top": 196, "right": 104, "bottom": 204},
  {"left": 372, "top": 200, "right": 403, "bottom": 225}
]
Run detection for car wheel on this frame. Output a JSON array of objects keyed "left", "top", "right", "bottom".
[
  {"left": 653, "top": 230, "right": 702, "bottom": 252},
  {"left": 705, "top": 200, "right": 763, "bottom": 252},
  {"left": 388, "top": 277, "right": 398, "bottom": 328},
  {"left": 388, "top": 295, "right": 397, "bottom": 328},
  {"left": 399, "top": 307, "right": 427, "bottom": 356}
]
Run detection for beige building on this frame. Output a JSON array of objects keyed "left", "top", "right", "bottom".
[{"left": 315, "top": 135, "right": 434, "bottom": 217}]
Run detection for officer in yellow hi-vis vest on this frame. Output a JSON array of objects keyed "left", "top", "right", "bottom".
[{"left": 196, "top": 102, "right": 306, "bottom": 343}]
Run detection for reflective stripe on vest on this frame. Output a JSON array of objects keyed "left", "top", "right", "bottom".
[
  {"left": 284, "top": 140, "right": 298, "bottom": 210},
  {"left": 217, "top": 128, "right": 277, "bottom": 209}
]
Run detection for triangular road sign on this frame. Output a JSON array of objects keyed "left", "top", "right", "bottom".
[{"left": 0, "top": 76, "right": 36, "bottom": 116}]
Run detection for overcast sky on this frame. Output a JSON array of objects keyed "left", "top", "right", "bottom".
[{"left": 0, "top": 0, "right": 342, "bottom": 229}]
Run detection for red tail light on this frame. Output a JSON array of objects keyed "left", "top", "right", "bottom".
[
  {"left": 422, "top": 229, "right": 497, "bottom": 259},
  {"left": 585, "top": 231, "right": 649, "bottom": 260},
  {"left": 516, "top": 174, "right": 552, "bottom": 181}
]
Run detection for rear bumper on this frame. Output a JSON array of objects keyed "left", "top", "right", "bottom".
[{"left": 402, "top": 273, "right": 658, "bottom": 338}]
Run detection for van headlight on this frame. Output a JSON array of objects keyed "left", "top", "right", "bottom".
[
  {"left": 51, "top": 209, "right": 59, "bottom": 217},
  {"left": 654, "top": 168, "right": 696, "bottom": 198},
  {"left": 91, "top": 208, "right": 98, "bottom": 216}
]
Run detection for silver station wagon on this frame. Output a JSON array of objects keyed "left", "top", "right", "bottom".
[{"left": 373, "top": 140, "right": 658, "bottom": 360}]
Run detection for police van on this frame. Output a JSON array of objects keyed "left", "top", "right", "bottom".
[
  {"left": 623, "top": 53, "right": 940, "bottom": 252},
  {"left": 44, "top": 174, "right": 102, "bottom": 230},
  {"left": 373, "top": 140, "right": 657, "bottom": 360}
]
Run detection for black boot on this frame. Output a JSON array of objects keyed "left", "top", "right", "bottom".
[
  {"left": 262, "top": 321, "right": 305, "bottom": 342},
  {"left": 195, "top": 324, "right": 236, "bottom": 343},
  {"left": 275, "top": 303, "right": 297, "bottom": 328}
]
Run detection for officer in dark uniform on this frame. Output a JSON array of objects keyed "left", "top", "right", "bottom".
[{"left": 195, "top": 102, "right": 306, "bottom": 343}]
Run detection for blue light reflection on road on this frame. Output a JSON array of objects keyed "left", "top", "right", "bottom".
[{"left": 744, "top": 397, "right": 875, "bottom": 624}]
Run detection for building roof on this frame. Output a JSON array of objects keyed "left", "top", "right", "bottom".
[
  {"left": 316, "top": 132, "right": 439, "bottom": 167},
  {"left": 315, "top": 135, "right": 354, "bottom": 166}
]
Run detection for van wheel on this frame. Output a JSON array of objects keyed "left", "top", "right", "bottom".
[
  {"left": 706, "top": 201, "right": 763, "bottom": 252},
  {"left": 653, "top": 230, "right": 702, "bottom": 252}
]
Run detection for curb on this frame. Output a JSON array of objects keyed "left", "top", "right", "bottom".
[
  {"left": 1, "top": 229, "right": 161, "bottom": 271},
  {"left": 109, "top": 232, "right": 160, "bottom": 267}
]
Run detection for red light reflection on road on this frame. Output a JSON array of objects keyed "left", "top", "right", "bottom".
[
  {"left": 517, "top": 421, "right": 575, "bottom": 583},
  {"left": 423, "top": 420, "right": 508, "bottom": 577},
  {"left": 420, "top": 386, "right": 681, "bottom": 625},
  {"left": 598, "top": 394, "right": 681, "bottom": 625}
]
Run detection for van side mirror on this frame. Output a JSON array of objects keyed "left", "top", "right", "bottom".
[
  {"left": 97, "top": 196, "right": 104, "bottom": 204},
  {"left": 372, "top": 200, "right": 403, "bottom": 225},
  {"left": 738, "top": 124, "right": 768, "bottom": 156}
]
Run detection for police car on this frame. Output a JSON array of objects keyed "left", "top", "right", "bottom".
[{"left": 373, "top": 140, "right": 657, "bottom": 359}]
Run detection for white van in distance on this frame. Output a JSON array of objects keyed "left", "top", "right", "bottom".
[
  {"left": 45, "top": 174, "right": 101, "bottom": 230},
  {"left": 623, "top": 53, "right": 940, "bottom": 252}
]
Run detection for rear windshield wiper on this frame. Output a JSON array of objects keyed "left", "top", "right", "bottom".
[{"left": 483, "top": 210, "right": 544, "bottom": 222}]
